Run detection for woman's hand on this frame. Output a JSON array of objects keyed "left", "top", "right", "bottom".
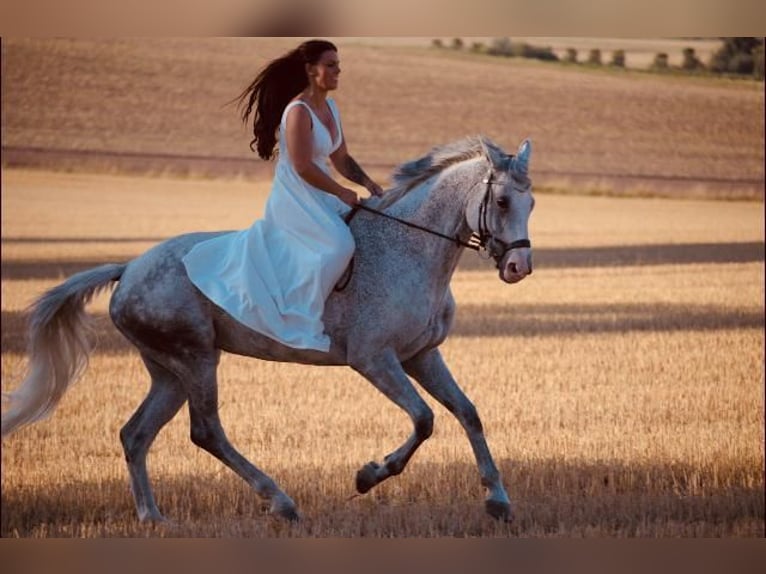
[
  {"left": 338, "top": 187, "right": 359, "bottom": 207},
  {"left": 331, "top": 143, "right": 385, "bottom": 198},
  {"left": 366, "top": 181, "right": 385, "bottom": 197}
]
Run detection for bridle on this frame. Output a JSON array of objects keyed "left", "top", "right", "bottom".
[
  {"left": 335, "top": 164, "right": 531, "bottom": 291},
  {"left": 348, "top": 166, "right": 531, "bottom": 261},
  {"left": 476, "top": 168, "right": 532, "bottom": 263}
]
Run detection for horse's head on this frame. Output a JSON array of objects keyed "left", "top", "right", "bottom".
[{"left": 466, "top": 138, "right": 535, "bottom": 284}]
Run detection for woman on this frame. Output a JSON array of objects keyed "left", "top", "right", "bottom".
[{"left": 183, "top": 39, "right": 383, "bottom": 352}]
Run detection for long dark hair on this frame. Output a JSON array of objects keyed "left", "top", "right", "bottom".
[{"left": 236, "top": 39, "right": 338, "bottom": 160}]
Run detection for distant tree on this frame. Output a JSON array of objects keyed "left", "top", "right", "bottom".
[
  {"left": 564, "top": 48, "right": 578, "bottom": 63},
  {"left": 470, "top": 42, "right": 486, "bottom": 54},
  {"left": 520, "top": 43, "right": 559, "bottom": 62},
  {"left": 681, "top": 47, "right": 704, "bottom": 71},
  {"left": 431, "top": 39, "right": 443, "bottom": 49},
  {"left": 484, "top": 38, "right": 558, "bottom": 62},
  {"left": 652, "top": 52, "right": 669, "bottom": 70},
  {"left": 754, "top": 42, "right": 765, "bottom": 80},
  {"left": 587, "top": 49, "right": 602, "bottom": 65},
  {"left": 451, "top": 38, "right": 464, "bottom": 50},
  {"left": 488, "top": 37, "right": 513, "bottom": 57},
  {"left": 728, "top": 52, "right": 755, "bottom": 74},
  {"left": 610, "top": 49, "right": 626, "bottom": 67},
  {"left": 709, "top": 37, "right": 762, "bottom": 75}
]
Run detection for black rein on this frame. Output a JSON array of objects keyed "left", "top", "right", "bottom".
[{"left": 346, "top": 203, "right": 484, "bottom": 251}]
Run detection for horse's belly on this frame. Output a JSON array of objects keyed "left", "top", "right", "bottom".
[{"left": 212, "top": 306, "right": 347, "bottom": 366}]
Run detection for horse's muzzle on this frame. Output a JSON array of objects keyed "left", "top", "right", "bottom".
[{"left": 499, "top": 248, "right": 533, "bottom": 284}]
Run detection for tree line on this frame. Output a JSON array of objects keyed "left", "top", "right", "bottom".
[{"left": 432, "top": 38, "right": 765, "bottom": 80}]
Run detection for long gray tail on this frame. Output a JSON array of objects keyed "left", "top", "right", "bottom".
[{"left": 1, "top": 263, "right": 127, "bottom": 438}]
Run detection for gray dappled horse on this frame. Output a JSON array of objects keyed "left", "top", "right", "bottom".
[{"left": 2, "top": 136, "right": 534, "bottom": 523}]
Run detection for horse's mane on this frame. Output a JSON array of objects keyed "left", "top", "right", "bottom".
[{"left": 371, "top": 135, "right": 500, "bottom": 210}]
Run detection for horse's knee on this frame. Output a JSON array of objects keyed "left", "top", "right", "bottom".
[
  {"left": 446, "top": 397, "right": 483, "bottom": 435},
  {"left": 415, "top": 408, "right": 434, "bottom": 441},
  {"left": 119, "top": 425, "right": 137, "bottom": 462},
  {"left": 462, "top": 403, "right": 483, "bottom": 435},
  {"left": 120, "top": 421, "right": 150, "bottom": 463},
  {"left": 190, "top": 419, "right": 222, "bottom": 455}
]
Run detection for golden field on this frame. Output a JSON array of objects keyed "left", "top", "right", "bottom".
[{"left": 1, "top": 170, "right": 763, "bottom": 537}]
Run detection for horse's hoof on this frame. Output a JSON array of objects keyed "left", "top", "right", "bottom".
[
  {"left": 355, "top": 461, "right": 380, "bottom": 494},
  {"left": 271, "top": 494, "right": 300, "bottom": 522},
  {"left": 138, "top": 510, "right": 170, "bottom": 525},
  {"left": 279, "top": 507, "right": 301, "bottom": 522},
  {"left": 271, "top": 503, "right": 300, "bottom": 522},
  {"left": 485, "top": 498, "right": 513, "bottom": 523}
]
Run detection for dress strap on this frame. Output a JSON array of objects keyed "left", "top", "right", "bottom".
[
  {"left": 281, "top": 100, "right": 312, "bottom": 127},
  {"left": 283, "top": 100, "right": 310, "bottom": 114}
]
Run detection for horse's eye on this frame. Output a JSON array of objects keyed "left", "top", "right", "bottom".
[{"left": 496, "top": 196, "right": 509, "bottom": 210}]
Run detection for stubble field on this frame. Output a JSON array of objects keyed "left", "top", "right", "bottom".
[
  {"left": 1, "top": 169, "right": 763, "bottom": 537},
  {"left": 1, "top": 38, "right": 764, "bottom": 537}
]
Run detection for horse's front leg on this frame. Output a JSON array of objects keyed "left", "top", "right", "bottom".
[
  {"left": 351, "top": 350, "right": 434, "bottom": 494},
  {"left": 403, "top": 348, "right": 513, "bottom": 522}
]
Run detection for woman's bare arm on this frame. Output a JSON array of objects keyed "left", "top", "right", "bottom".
[
  {"left": 285, "top": 104, "right": 358, "bottom": 207},
  {"left": 331, "top": 141, "right": 384, "bottom": 197}
]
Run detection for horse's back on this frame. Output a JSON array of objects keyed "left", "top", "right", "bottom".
[{"left": 115, "top": 231, "right": 231, "bottom": 296}]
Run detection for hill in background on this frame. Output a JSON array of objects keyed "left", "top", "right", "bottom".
[{"left": 2, "top": 38, "right": 763, "bottom": 199}]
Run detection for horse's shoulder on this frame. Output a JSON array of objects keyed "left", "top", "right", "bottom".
[{"left": 435, "top": 289, "right": 456, "bottom": 324}]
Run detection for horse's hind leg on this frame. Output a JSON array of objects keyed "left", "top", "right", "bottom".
[
  {"left": 403, "top": 348, "right": 512, "bottom": 522},
  {"left": 120, "top": 355, "right": 187, "bottom": 522},
  {"left": 182, "top": 354, "right": 299, "bottom": 521},
  {"left": 352, "top": 350, "right": 434, "bottom": 494}
]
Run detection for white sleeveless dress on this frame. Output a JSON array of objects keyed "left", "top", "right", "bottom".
[{"left": 182, "top": 98, "right": 355, "bottom": 352}]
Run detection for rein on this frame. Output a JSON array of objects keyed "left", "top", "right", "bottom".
[{"left": 347, "top": 203, "right": 484, "bottom": 251}]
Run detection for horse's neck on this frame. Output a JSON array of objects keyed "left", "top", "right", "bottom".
[
  {"left": 388, "top": 158, "right": 480, "bottom": 243},
  {"left": 378, "top": 159, "right": 481, "bottom": 284}
]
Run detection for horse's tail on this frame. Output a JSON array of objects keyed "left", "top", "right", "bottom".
[{"left": 1, "top": 263, "right": 127, "bottom": 438}]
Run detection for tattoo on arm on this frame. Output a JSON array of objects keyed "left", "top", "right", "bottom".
[{"left": 341, "top": 155, "right": 369, "bottom": 187}]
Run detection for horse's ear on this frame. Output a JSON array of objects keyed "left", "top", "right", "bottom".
[
  {"left": 479, "top": 137, "right": 507, "bottom": 171},
  {"left": 514, "top": 139, "right": 532, "bottom": 175}
]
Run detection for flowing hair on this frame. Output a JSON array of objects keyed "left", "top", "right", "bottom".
[{"left": 236, "top": 39, "right": 338, "bottom": 160}]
